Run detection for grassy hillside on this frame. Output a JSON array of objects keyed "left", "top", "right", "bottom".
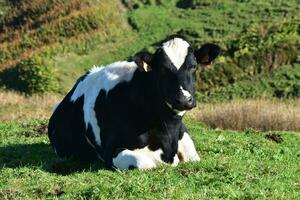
[
  {"left": 0, "top": 119, "right": 299, "bottom": 199},
  {"left": 0, "top": 0, "right": 129, "bottom": 93},
  {"left": 0, "top": 0, "right": 126, "bottom": 69},
  {"left": 1, "top": 0, "right": 300, "bottom": 95}
]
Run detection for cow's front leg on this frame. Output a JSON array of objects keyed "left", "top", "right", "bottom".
[
  {"left": 112, "top": 147, "right": 179, "bottom": 170},
  {"left": 156, "top": 119, "right": 181, "bottom": 164},
  {"left": 177, "top": 124, "right": 200, "bottom": 162}
]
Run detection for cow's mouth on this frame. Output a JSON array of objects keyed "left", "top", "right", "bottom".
[{"left": 165, "top": 101, "right": 195, "bottom": 113}]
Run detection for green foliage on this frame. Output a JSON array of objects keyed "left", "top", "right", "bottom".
[
  {"left": 16, "top": 57, "right": 59, "bottom": 94},
  {"left": 189, "top": 20, "right": 300, "bottom": 92},
  {"left": 0, "top": 56, "right": 59, "bottom": 94},
  {"left": 0, "top": 119, "right": 299, "bottom": 199},
  {"left": 197, "top": 63, "right": 300, "bottom": 102},
  {"left": 122, "top": 0, "right": 162, "bottom": 10}
]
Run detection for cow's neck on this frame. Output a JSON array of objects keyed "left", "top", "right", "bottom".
[{"left": 133, "top": 70, "right": 181, "bottom": 123}]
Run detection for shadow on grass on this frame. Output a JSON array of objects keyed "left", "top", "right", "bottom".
[
  {"left": 0, "top": 66, "right": 24, "bottom": 92},
  {"left": 0, "top": 143, "right": 107, "bottom": 175}
]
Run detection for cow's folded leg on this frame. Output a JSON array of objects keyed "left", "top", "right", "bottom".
[
  {"left": 157, "top": 119, "right": 181, "bottom": 164},
  {"left": 112, "top": 148, "right": 157, "bottom": 170},
  {"left": 178, "top": 132, "right": 200, "bottom": 162},
  {"left": 112, "top": 147, "right": 179, "bottom": 170}
]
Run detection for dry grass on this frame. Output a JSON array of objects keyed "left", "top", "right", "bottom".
[
  {"left": 1, "top": 89, "right": 299, "bottom": 132},
  {"left": 0, "top": 90, "right": 59, "bottom": 121},
  {"left": 192, "top": 98, "right": 300, "bottom": 132}
]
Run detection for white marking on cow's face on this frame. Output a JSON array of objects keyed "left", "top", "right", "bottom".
[
  {"left": 70, "top": 61, "right": 138, "bottom": 147},
  {"left": 178, "top": 132, "right": 200, "bottom": 162},
  {"left": 180, "top": 86, "right": 192, "bottom": 99},
  {"left": 162, "top": 38, "right": 190, "bottom": 70}
]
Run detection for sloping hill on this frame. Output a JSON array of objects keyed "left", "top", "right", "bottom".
[
  {"left": 1, "top": 0, "right": 300, "bottom": 96},
  {"left": 0, "top": 0, "right": 127, "bottom": 70}
]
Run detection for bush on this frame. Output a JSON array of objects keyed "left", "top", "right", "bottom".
[
  {"left": 196, "top": 63, "right": 300, "bottom": 102},
  {"left": 122, "top": 0, "right": 161, "bottom": 10},
  {"left": 16, "top": 56, "right": 59, "bottom": 94},
  {"left": 1, "top": 56, "right": 59, "bottom": 94}
]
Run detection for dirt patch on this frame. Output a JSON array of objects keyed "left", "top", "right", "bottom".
[
  {"left": 265, "top": 133, "right": 284, "bottom": 143},
  {"left": 21, "top": 120, "right": 48, "bottom": 137}
]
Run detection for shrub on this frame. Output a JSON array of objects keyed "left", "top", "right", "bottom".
[
  {"left": 1, "top": 56, "right": 59, "bottom": 94},
  {"left": 196, "top": 63, "right": 300, "bottom": 102},
  {"left": 122, "top": 0, "right": 161, "bottom": 10}
]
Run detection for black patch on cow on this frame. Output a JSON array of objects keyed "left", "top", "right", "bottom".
[
  {"left": 48, "top": 72, "right": 98, "bottom": 162},
  {"left": 128, "top": 165, "right": 137, "bottom": 170},
  {"left": 112, "top": 148, "right": 127, "bottom": 158}
]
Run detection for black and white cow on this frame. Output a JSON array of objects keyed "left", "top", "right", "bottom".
[{"left": 48, "top": 35, "right": 220, "bottom": 170}]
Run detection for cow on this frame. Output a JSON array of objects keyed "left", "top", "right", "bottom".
[{"left": 48, "top": 35, "right": 220, "bottom": 170}]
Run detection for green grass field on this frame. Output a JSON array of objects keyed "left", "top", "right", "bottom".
[
  {"left": 0, "top": 119, "right": 299, "bottom": 199},
  {"left": 1, "top": 0, "right": 300, "bottom": 199}
]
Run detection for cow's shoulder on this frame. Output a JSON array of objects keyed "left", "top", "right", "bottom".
[{"left": 70, "top": 61, "right": 138, "bottom": 102}]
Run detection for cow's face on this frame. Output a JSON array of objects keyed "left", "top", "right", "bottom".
[{"left": 134, "top": 35, "right": 220, "bottom": 112}]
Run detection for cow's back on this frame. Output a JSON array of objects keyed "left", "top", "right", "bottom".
[{"left": 48, "top": 61, "right": 139, "bottom": 161}]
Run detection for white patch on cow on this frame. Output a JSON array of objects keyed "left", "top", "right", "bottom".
[
  {"left": 178, "top": 132, "right": 200, "bottom": 162},
  {"left": 162, "top": 37, "right": 190, "bottom": 70},
  {"left": 113, "top": 146, "right": 179, "bottom": 170},
  {"left": 177, "top": 111, "right": 186, "bottom": 117},
  {"left": 52, "top": 101, "right": 61, "bottom": 113},
  {"left": 113, "top": 148, "right": 160, "bottom": 170},
  {"left": 172, "top": 154, "right": 180, "bottom": 166},
  {"left": 180, "top": 86, "right": 192, "bottom": 99},
  {"left": 70, "top": 61, "right": 138, "bottom": 147}
]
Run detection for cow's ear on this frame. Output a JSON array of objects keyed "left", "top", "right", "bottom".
[
  {"left": 195, "top": 43, "right": 220, "bottom": 65},
  {"left": 133, "top": 51, "right": 153, "bottom": 72}
]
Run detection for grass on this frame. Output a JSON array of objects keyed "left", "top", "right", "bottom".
[
  {"left": 0, "top": 90, "right": 59, "bottom": 121},
  {"left": 193, "top": 98, "right": 300, "bottom": 132},
  {"left": 0, "top": 119, "right": 299, "bottom": 199},
  {"left": 0, "top": 1, "right": 299, "bottom": 198}
]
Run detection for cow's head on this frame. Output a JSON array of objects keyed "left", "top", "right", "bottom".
[{"left": 134, "top": 35, "right": 220, "bottom": 112}]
